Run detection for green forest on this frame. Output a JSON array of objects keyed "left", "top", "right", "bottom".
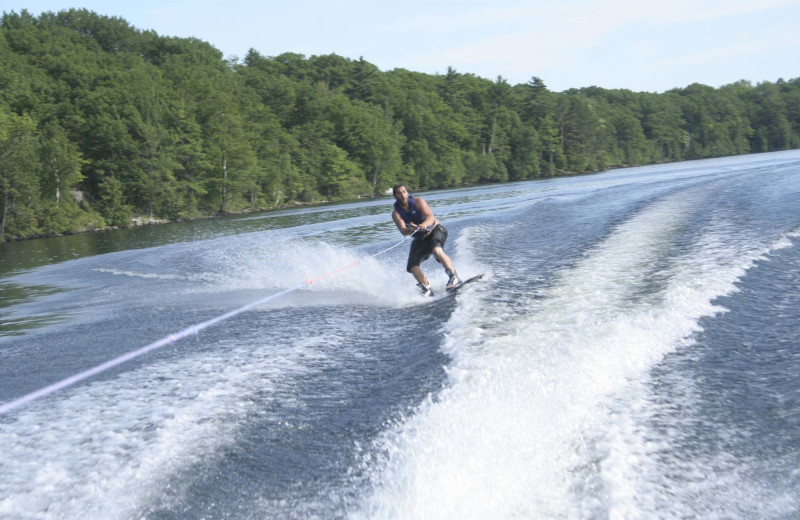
[{"left": 1, "top": 9, "right": 799, "bottom": 241}]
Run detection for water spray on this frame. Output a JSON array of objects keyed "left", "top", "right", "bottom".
[{"left": 0, "top": 230, "right": 420, "bottom": 415}]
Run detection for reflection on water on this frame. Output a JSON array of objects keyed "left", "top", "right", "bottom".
[{"left": 0, "top": 283, "right": 68, "bottom": 336}]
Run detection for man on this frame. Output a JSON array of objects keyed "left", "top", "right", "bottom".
[{"left": 391, "top": 184, "right": 460, "bottom": 296}]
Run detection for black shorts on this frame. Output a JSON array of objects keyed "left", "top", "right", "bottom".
[{"left": 406, "top": 225, "right": 448, "bottom": 272}]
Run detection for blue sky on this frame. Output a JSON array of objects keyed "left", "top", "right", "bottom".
[{"left": 7, "top": 0, "right": 800, "bottom": 92}]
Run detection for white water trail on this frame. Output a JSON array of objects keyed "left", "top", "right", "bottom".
[{"left": 352, "top": 190, "right": 790, "bottom": 519}]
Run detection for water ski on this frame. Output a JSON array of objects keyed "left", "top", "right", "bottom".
[{"left": 446, "top": 273, "right": 484, "bottom": 294}]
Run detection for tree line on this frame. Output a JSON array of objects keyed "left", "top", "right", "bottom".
[{"left": 1, "top": 9, "right": 799, "bottom": 241}]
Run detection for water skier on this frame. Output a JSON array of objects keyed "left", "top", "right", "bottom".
[{"left": 391, "top": 184, "right": 460, "bottom": 296}]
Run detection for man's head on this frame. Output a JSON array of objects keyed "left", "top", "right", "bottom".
[{"left": 392, "top": 185, "right": 409, "bottom": 203}]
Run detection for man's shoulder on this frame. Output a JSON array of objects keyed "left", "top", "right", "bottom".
[{"left": 414, "top": 197, "right": 431, "bottom": 210}]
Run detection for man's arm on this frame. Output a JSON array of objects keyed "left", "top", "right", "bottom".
[
  {"left": 412, "top": 197, "right": 437, "bottom": 230},
  {"left": 392, "top": 210, "right": 416, "bottom": 236}
]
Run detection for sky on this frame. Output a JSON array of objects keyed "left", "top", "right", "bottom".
[{"left": 5, "top": 0, "right": 800, "bottom": 93}]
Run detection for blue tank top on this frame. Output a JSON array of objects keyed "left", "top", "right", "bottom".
[{"left": 394, "top": 195, "right": 423, "bottom": 225}]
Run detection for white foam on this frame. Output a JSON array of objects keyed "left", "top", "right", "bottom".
[
  {"left": 350, "top": 190, "right": 795, "bottom": 519},
  {"left": 595, "top": 226, "right": 800, "bottom": 519},
  {"left": 0, "top": 333, "right": 340, "bottom": 519},
  {"left": 189, "top": 237, "right": 425, "bottom": 308},
  {"left": 9, "top": 234, "right": 425, "bottom": 329},
  {"left": 93, "top": 267, "right": 216, "bottom": 282}
]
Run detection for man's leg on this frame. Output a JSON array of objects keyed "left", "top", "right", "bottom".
[
  {"left": 431, "top": 247, "right": 455, "bottom": 272},
  {"left": 432, "top": 247, "right": 460, "bottom": 288},
  {"left": 409, "top": 265, "right": 429, "bottom": 286}
]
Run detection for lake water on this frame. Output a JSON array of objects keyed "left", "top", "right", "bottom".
[{"left": 1, "top": 151, "right": 799, "bottom": 519}]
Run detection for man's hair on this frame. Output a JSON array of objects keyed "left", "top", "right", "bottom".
[{"left": 392, "top": 184, "right": 406, "bottom": 196}]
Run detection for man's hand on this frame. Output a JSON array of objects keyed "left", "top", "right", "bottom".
[{"left": 406, "top": 223, "right": 429, "bottom": 236}]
